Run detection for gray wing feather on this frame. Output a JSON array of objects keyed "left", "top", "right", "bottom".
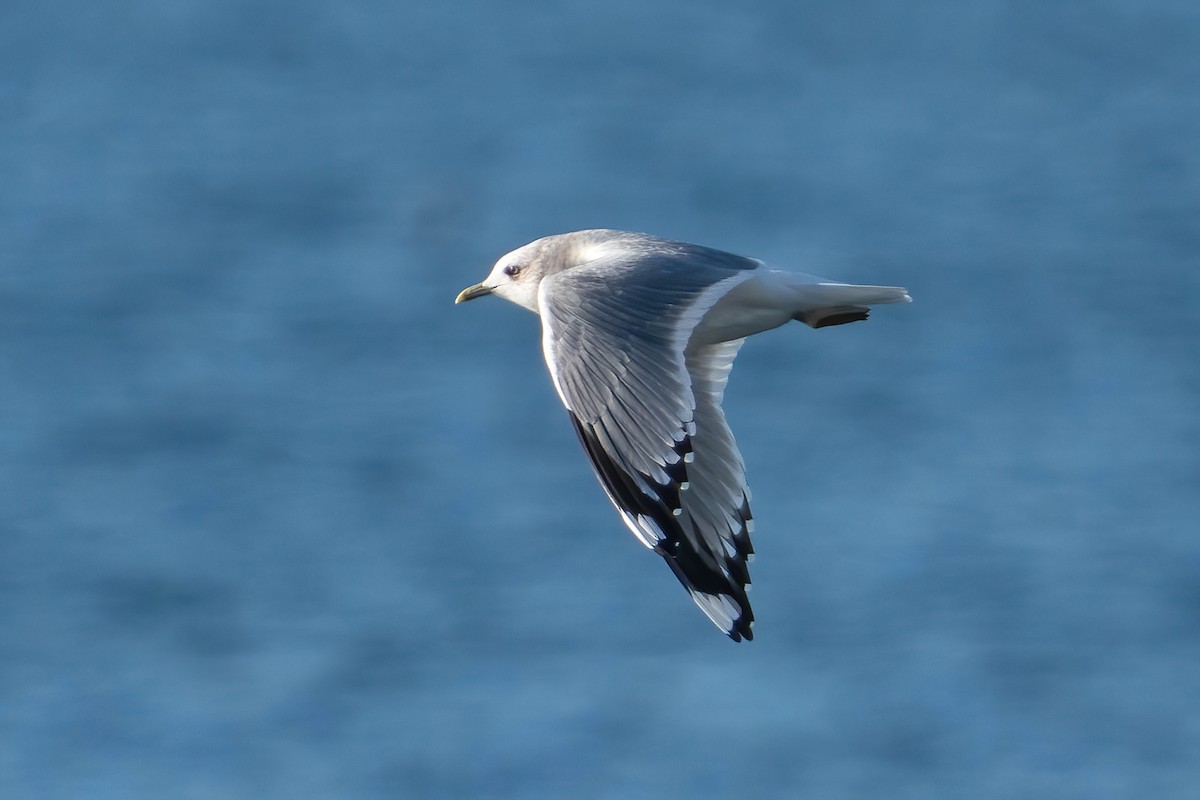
[
  {"left": 682, "top": 338, "right": 753, "bottom": 565},
  {"left": 538, "top": 246, "right": 758, "bottom": 640}
]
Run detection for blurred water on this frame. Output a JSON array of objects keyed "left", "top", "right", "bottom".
[{"left": 3, "top": 1, "right": 1199, "bottom": 798}]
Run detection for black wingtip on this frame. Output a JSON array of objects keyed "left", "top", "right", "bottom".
[
  {"left": 567, "top": 410, "right": 757, "bottom": 642},
  {"left": 728, "top": 618, "right": 754, "bottom": 643}
]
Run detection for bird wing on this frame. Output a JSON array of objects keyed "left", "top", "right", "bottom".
[{"left": 537, "top": 248, "right": 759, "bottom": 640}]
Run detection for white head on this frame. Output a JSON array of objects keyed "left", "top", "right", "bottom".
[{"left": 454, "top": 230, "right": 635, "bottom": 313}]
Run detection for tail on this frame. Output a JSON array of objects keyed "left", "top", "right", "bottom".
[{"left": 791, "top": 283, "right": 911, "bottom": 329}]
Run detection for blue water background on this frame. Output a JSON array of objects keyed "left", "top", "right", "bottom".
[{"left": 3, "top": 2, "right": 1199, "bottom": 797}]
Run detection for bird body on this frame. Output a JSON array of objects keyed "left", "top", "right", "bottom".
[{"left": 456, "top": 229, "right": 909, "bottom": 641}]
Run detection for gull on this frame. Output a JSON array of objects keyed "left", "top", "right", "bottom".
[{"left": 456, "top": 229, "right": 910, "bottom": 641}]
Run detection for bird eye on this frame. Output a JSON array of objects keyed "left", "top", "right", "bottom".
[{"left": 503, "top": 264, "right": 522, "bottom": 278}]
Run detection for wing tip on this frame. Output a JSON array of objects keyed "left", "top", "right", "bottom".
[
  {"left": 727, "top": 616, "right": 755, "bottom": 643},
  {"left": 566, "top": 410, "right": 757, "bottom": 642},
  {"left": 681, "top": 585, "right": 756, "bottom": 643}
]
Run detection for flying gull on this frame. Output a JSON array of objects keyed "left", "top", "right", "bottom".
[{"left": 456, "top": 229, "right": 910, "bottom": 641}]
